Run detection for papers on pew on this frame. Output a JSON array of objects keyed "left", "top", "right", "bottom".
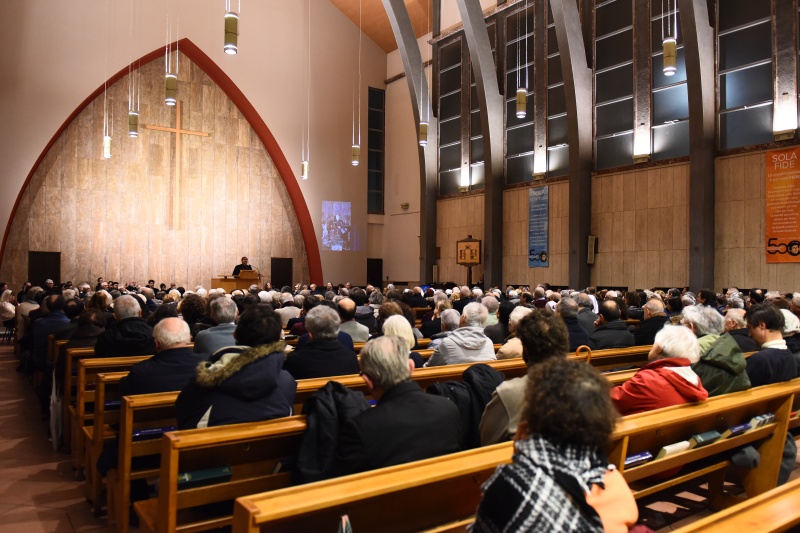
[{"left": 177, "top": 466, "right": 232, "bottom": 490}]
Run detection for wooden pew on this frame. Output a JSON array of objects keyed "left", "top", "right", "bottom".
[
  {"left": 85, "top": 371, "right": 127, "bottom": 515},
  {"left": 63, "top": 347, "right": 97, "bottom": 452},
  {"left": 572, "top": 344, "right": 651, "bottom": 371},
  {"left": 672, "top": 477, "right": 800, "bottom": 533},
  {"left": 134, "top": 417, "right": 308, "bottom": 533},
  {"left": 108, "top": 391, "right": 180, "bottom": 533},
  {"left": 72, "top": 356, "right": 152, "bottom": 479},
  {"left": 231, "top": 379, "right": 800, "bottom": 532}
]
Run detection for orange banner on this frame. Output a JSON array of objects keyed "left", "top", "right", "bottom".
[{"left": 766, "top": 146, "right": 800, "bottom": 263}]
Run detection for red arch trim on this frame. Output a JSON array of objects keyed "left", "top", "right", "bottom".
[{"left": 1, "top": 38, "right": 323, "bottom": 284}]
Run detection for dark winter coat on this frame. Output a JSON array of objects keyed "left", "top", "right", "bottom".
[
  {"left": 94, "top": 317, "right": 156, "bottom": 357},
  {"left": 588, "top": 320, "right": 634, "bottom": 350}
]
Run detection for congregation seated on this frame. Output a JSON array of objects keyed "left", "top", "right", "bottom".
[
  {"left": 94, "top": 294, "right": 155, "bottom": 357},
  {"left": 588, "top": 300, "right": 634, "bottom": 350},
  {"left": 425, "top": 302, "right": 495, "bottom": 367},
  {"left": 576, "top": 292, "right": 599, "bottom": 333},
  {"left": 473, "top": 358, "right": 639, "bottom": 533},
  {"left": 633, "top": 298, "right": 670, "bottom": 346},
  {"left": 722, "top": 308, "right": 758, "bottom": 353},
  {"left": 381, "top": 314, "right": 425, "bottom": 369},
  {"left": 31, "top": 295, "right": 69, "bottom": 372},
  {"left": 54, "top": 308, "right": 106, "bottom": 395},
  {"left": 192, "top": 296, "right": 238, "bottom": 355},
  {"left": 681, "top": 305, "right": 750, "bottom": 396},
  {"left": 336, "top": 297, "right": 369, "bottom": 343},
  {"left": 556, "top": 296, "right": 590, "bottom": 351},
  {"left": 283, "top": 305, "right": 359, "bottom": 380},
  {"left": 610, "top": 324, "right": 708, "bottom": 416},
  {"left": 482, "top": 294, "right": 500, "bottom": 327},
  {"left": 349, "top": 287, "right": 378, "bottom": 333},
  {"left": 175, "top": 304, "right": 296, "bottom": 429},
  {"left": 484, "top": 300, "right": 513, "bottom": 344},
  {"left": 480, "top": 309, "right": 569, "bottom": 446},
  {"left": 407, "top": 286, "right": 428, "bottom": 308},
  {"left": 419, "top": 292, "right": 450, "bottom": 338},
  {"left": 744, "top": 303, "right": 797, "bottom": 387},
  {"left": 275, "top": 292, "right": 301, "bottom": 327},
  {"left": 329, "top": 335, "right": 461, "bottom": 477},
  {"left": 53, "top": 297, "right": 84, "bottom": 341},
  {"left": 120, "top": 317, "right": 209, "bottom": 396},
  {"left": 427, "top": 308, "right": 460, "bottom": 351},
  {"left": 453, "top": 286, "right": 475, "bottom": 314},
  {"left": 496, "top": 306, "right": 533, "bottom": 360}
]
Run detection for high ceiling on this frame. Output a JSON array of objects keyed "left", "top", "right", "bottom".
[{"left": 329, "top": 0, "right": 435, "bottom": 53}]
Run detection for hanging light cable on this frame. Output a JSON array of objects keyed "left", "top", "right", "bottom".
[
  {"left": 127, "top": 0, "right": 141, "bottom": 137},
  {"left": 301, "top": 0, "right": 310, "bottom": 179},
  {"left": 419, "top": 0, "right": 430, "bottom": 146},
  {"left": 102, "top": 0, "right": 112, "bottom": 158},
  {"left": 164, "top": 0, "right": 178, "bottom": 105},
  {"left": 516, "top": 2, "right": 528, "bottom": 118},
  {"left": 352, "top": 0, "right": 362, "bottom": 166},
  {"left": 224, "top": 0, "right": 240, "bottom": 55},
  {"left": 662, "top": 0, "right": 677, "bottom": 76}
]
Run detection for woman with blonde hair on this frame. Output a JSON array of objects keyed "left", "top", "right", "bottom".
[{"left": 382, "top": 314, "right": 424, "bottom": 369}]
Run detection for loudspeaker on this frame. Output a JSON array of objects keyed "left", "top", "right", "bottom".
[{"left": 587, "top": 235, "right": 597, "bottom": 265}]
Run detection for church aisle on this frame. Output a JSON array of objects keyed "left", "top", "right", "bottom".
[{"left": 0, "top": 345, "right": 106, "bottom": 533}]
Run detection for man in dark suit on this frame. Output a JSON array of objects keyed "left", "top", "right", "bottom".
[
  {"left": 284, "top": 305, "right": 359, "bottom": 380},
  {"left": 634, "top": 299, "right": 670, "bottom": 346},
  {"left": 193, "top": 297, "right": 238, "bottom": 355},
  {"left": 232, "top": 256, "right": 253, "bottom": 276},
  {"left": 94, "top": 295, "right": 156, "bottom": 357},
  {"left": 332, "top": 335, "right": 461, "bottom": 476},
  {"left": 555, "top": 297, "right": 589, "bottom": 352},
  {"left": 588, "top": 300, "right": 634, "bottom": 350},
  {"left": 576, "top": 293, "right": 598, "bottom": 333},
  {"left": 120, "top": 318, "right": 209, "bottom": 396},
  {"left": 724, "top": 308, "right": 760, "bottom": 353}
]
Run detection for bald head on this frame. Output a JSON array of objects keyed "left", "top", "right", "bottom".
[
  {"left": 337, "top": 297, "right": 357, "bottom": 322},
  {"left": 643, "top": 299, "right": 665, "bottom": 319},
  {"left": 153, "top": 317, "right": 191, "bottom": 352},
  {"left": 725, "top": 308, "right": 747, "bottom": 331}
]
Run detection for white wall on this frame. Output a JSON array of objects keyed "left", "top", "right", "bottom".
[{"left": 0, "top": 0, "right": 387, "bottom": 285}]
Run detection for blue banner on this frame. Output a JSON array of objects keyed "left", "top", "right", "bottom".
[{"left": 528, "top": 186, "right": 549, "bottom": 267}]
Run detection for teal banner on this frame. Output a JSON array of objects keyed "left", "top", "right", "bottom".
[{"left": 528, "top": 186, "right": 549, "bottom": 267}]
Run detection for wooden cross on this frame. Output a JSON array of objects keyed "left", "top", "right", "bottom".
[{"left": 145, "top": 101, "right": 210, "bottom": 228}]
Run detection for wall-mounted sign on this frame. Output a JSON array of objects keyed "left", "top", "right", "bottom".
[
  {"left": 765, "top": 147, "right": 800, "bottom": 263},
  {"left": 529, "top": 186, "right": 549, "bottom": 267},
  {"left": 456, "top": 236, "right": 482, "bottom": 267}
]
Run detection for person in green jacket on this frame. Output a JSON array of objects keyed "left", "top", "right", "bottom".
[{"left": 681, "top": 305, "right": 751, "bottom": 396}]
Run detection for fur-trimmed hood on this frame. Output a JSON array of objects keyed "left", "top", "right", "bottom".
[{"left": 194, "top": 341, "right": 287, "bottom": 400}]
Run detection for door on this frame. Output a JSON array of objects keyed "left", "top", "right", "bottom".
[
  {"left": 271, "top": 258, "right": 293, "bottom": 291},
  {"left": 28, "top": 251, "right": 61, "bottom": 287},
  {"left": 366, "top": 258, "right": 383, "bottom": 289}
]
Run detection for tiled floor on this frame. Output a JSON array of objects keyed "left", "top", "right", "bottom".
[
  {"left": 0, "top": 341, "right": 797, "bottom": 532},
  {"left": 0, "top": 345, "right": 105, "bottom": 532}
]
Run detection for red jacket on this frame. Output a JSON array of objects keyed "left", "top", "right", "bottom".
[{"left": 610, "top": 358, "right": 708, "bottom": 416}]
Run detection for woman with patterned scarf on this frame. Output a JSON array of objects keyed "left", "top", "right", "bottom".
[{"left": 472, "top": 358, "right": 644, "bottom": 533}]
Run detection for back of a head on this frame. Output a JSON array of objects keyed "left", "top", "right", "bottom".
[
  {"left": 381, "top": 314, "right": 415, "bottom": 351},
  {"left": 523, "top": 358, "right": 617, "bottom": 451},
  {"left": 556, "top": 297, "right": 579, "bottom": 319},
  {"left": 459, "top": 286, "right": 471, "bottom": 299},
  {"left": 337, "top": 297, "right": 357, "bottom": 322},
  {"left": 235, "top": 304, "right": 282, "bottom": 346},
  {"left": 369, "top": 290, "right": 384, "bottom": 305},
  {"left": 780, "top": 309, "right": 800, "bottom": 336},
  {"left": 64, "top": 298, "right": 84, "bottom": 319},
  {"left": 377, "top": 301, "right": 403, "bottom": 323},
  {"left": 654, "top": 324, "right": 700, "bottom": 363},
  {"left": 508, "top": 306, "right": 533, "bottom": 330},
  {"left": 210, "top": 296, "right": 237, "bottom": 324},
  {"left": 681, "top": 305, "right": 724, "bottom": 336},
  {"left": 481, "top": 295, "right": 499, "bottom": 314},
  {"left": 360, "top": 335, "right": 411, "bottom": 390},
  {"left": 576, "top": 293, "right": 592, "bottom": 310},
  {"left": 153, "top": 317, "right": 191, "bottom": 350},
  {"left": 78, "top": 308, "right": 106, "bottom": 328},
  {"left": 351, "top": 287, "right": 368, "bottom": 306},
  {"left": 462, "top": 302, "right": 488, "bottom": 327},
  {"left": 516, "top": 309, "right": 569, "bottom": 365},
  {"left": 746, "top": 303, "right": 785, "bottom": 331},
  {"left": 114, "top": 295, "right": 140, "bottom": 320},
  {"left": 305, "top": 305, "right": 341, "bottom": 341},
  {"left": 440, "top": 309, "right": 460, "bottom": 332},
  {"left": 725, "top": 308, "right": 747, "bottom": 328},
  {"left": 497, "top": 301, "right": 515, "bottom": 326},
  {"left": 643, "top": 299, "right": 665, "bottom": 316},
  {"left": 598, "top": 300, "right": 621, "bottom": 322},
  {"left": 47, "top": 294, "right": 66, "bottom": 313}
]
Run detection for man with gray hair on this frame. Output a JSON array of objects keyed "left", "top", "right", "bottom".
[
  {"left": 556, "top": 297, "right": 591, "bottom": 351},
  {"left": 283, "top": 305, "right": 359, "bottom": 379},
  {"left": 724, "top": 308, "right": 759, "bottom": 353},
  {"left": 453, "top": 286, "right": 474, "bottom": 314},
  {"left": 331, "top": 335, "right": 461, "bottom": 476},
  {"left": 427, "top": 308, "right": 461, "bottom": 352},
  {"left": 496, "top": 306, "right": 534, "bottom": 360},
  {"left": 94, "top": 294, "right": 156, "bottom": 357},
  {"left": 274, "top": 292, "right": 301, "bottom": 327},
  {"left": 426, "top": 302, "right": 495, "bottom": 366},
  {"left": 576, "top": 293, "right": 598, "bottom": 333},
  {"left": 193, "top": 297, "right": 239, "bottom": 355},
  {"left": 121, "top": 317, "right": 209, "bottom": 395},
  {"left": 633, "top": 299, "right": 670, "bottom": 346},
  {"left": 681, "top": 305, "right": 751, "bottom": 396},
  {"left": 482, "top": 295, "right": 500, "bottom": 327}
]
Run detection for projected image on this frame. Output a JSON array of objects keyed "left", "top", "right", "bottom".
[{"left": 322, "top": 201, "right": 352, "bottom": 251}]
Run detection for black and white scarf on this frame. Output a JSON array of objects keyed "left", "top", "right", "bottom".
[{"left": 472, "top": 436, "right": 608, "bottom": 532}]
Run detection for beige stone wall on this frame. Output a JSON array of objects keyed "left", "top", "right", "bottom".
[
  {"left": 715, "top": 151, "right": 800, "bottom": 291},
  {"left": 589, "top": 163, "right": 690, "bottom": 290},
  {"left": 502, "top": 183, "right": 569, "bottom": 286},
  {"left": 0, "top": 53, "right": 308, "bottom": 289}
]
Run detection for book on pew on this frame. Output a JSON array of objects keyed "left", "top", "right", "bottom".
[
  {"left": 177, "top": 466, "right": 233, "bottom": 490},
  {"left": 624, "top": 451, "right": 653, "bottom": 468},
  {"left": 688, "top": 430, "right": 721, "bottom": 449},
  {"left": 656, "top": 441, "right": 691, "bottom": 459},
  {"left": 749, "top": 413, "right": 775, "bottom": 429},
  {"left": 131, "top": 426, "right": 177, "bottom": 441},
  {"left": 721, "top": 423, "right": 751, "bottom": 438}
]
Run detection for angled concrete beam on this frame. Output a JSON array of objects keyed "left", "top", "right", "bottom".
[
  {"left": 678, "top": 0, "right": 715, "bottom": 290},
  {"left": 455, "top": 0, "right": 505, "bottom": 288},
  {"left": 551, "top": 0, "right": 593, "bottom": 289},
  {"left": 383, "top": 0, "right": 438, "bottom": 284}
]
